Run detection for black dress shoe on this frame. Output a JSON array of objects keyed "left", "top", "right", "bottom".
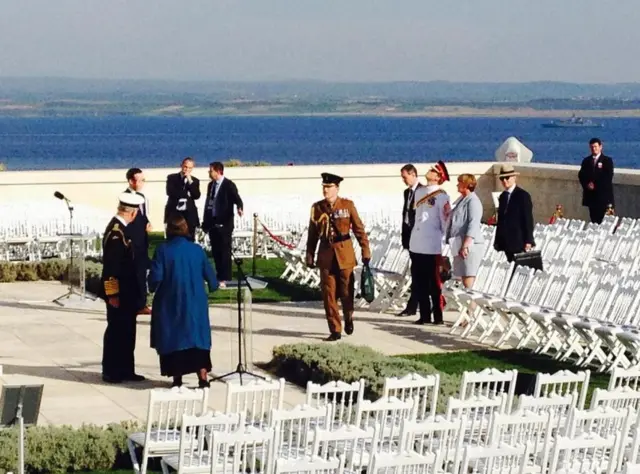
[
  {"left": 124, "top": 373, "right": 146, "bottom": 382},
  {"left": 432, "top": 320, "right": 444, "bottom": 325},
  {"left": 198, "top": 379, "right": 211, "bottom": 389},
  {"left": 396, "top": 309, "right": 417, "bottom": 317},
  {"left": 413, "top": 319, "right": 430, "bottom": 325},
  {"left": 324, "top": 333, "right": 342, "bottom": 341},
  {"left": 345, "top": 320, "right": 354, "bottom": 335},
  {"left": 102, "top": 374, "right": 123, "bottom": 384}
]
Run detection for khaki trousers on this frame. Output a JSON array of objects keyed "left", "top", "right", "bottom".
[{"left": 319, "top": 258, "right": 355, "bottom": 334}]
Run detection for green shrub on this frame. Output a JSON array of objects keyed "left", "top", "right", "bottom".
[
  {"left": 0, "top": 259, "right": 103, "bottom": 296},
  {"left": 0, "top": 263, "right": 18, "bottom": 282},
  {"left": 264, "top": 343, "right": 460, "bottom": 413},
  {"left": 0, "top": 421, "right": 142, "bottom": 474}
]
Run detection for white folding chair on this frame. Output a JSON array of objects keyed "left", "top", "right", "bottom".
[
  {"left": 128, "top": 387, "right": 209, "bottom": 474},
  {"left": 225, "top": 378, "right": 286, "bottom": 428},
  {"left": 382, "top": 373, "right": 439, "bottom": 421},
  {"left": 306, "top": 379, "right": 365, "bottom": 427}
]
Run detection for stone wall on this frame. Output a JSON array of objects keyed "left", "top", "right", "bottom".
[
  {"left": 498, "top": 163, "right": 640, "bottom": 223},
  {"left": 1, "top": 161, "right": 636, "bottom": 230},
  {"left": 0, "top": 162, "right": 496, "bottom": 230}
]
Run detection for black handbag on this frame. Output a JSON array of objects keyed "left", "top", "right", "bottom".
[
  {"left": 512, "top": 249, "right": 543, "bottom": 271},
  {"left": 439, "top": 256, "right": 452, "bottom": 282}
]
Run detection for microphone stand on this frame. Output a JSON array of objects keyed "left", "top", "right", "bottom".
[
  {"left": 211, "top": 251, "right": 264, "bottom": 385},
  {"left": 53, "top": 195, "right": 93, "bottom": 305}
]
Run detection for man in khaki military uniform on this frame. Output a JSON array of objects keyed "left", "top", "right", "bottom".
[{"left": 306, "top": 173, "right": 371, "bottom": 341}]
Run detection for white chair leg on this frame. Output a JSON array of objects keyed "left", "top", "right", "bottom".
[
  {"left": 127, "top": 438, "right": 141, "bottom": 474},
  {"left": 161, "top": 458, "right": 171, "bottom": 474}
]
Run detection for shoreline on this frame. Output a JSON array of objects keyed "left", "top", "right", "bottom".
[{"left": 4, "top": 108, "right": 640, "bottom": 118}]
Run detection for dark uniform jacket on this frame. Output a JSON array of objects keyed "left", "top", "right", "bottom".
[
  {"left": 123, "top": 188, "right": 150, "bottom": 267},
  {"left": 401, "top": 183, "right": 424, "bottom": 250},
  {"left": 101, "top": 217, "right": 141, "bottom": 311},
  {"left": 163, "top": 172, "right": 201, "bottom": 229},
  {"left": 494, "top": 186, "right": 535, "bottom": 254},
  {"left": 306, "top": 197, "right": 371, "bottom": 270},
  {"left": 201, "top": 177, "right": 244, "bottom": 232},
  {"left": 578, "top": 154, "right": 615, "bottom": 208}
]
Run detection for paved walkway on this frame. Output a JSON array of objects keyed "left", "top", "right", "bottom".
[{"left": 0, "top": 281, "right": 480, "bottom": 427}]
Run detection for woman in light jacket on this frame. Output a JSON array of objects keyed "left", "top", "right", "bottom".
[
  {"left": 148, "top": 214, "right": 218, "bottom": 388},
  {"left": 446, "top": 173, "right": 484, "bottom": 289}
]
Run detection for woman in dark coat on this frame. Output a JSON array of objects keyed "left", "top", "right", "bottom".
[{"left": 148, "top": 214, "right": 218, "bottom": 388}]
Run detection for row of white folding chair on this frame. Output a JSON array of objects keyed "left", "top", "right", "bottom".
[
  {"left": 467, "top": 262, "right": 640, "bottom": 367},
  {"left": 534, "top": 279, "right": 640, "bottom": 371},
  {"left": 401, "top": 398, "right": 627, "bottom": 473}
]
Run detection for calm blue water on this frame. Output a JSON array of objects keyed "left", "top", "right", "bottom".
[{"left": 1, "top": 116, "right": 639, "bottom": 171}]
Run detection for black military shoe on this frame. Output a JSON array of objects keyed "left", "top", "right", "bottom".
[
  {"left": 102, "top": 374, "right": 123, "bottom": 384},
  {"left": 413, "top": 319, "right": 429, "bottom": 325},
  {"left": 324, "top": 332, "right": 342, "bottom": 341},
  {"left": 124, "top": 373, "right": 146, "bottom": 382},
  {"left": 345, "top": 320, "right": 354, "bottom": 335},
  {"left": 396, "top": 308, "right": 416, "bottom": 317}
]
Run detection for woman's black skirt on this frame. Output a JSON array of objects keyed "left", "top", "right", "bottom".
[{"left": 159, "top": 348, "right": 212, "bottom": 377}]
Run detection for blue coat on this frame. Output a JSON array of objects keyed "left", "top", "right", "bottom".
[{"left": 148, "top": 236, "right": 218, "bottom": 355}]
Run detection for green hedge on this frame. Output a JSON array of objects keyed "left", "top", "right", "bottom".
[
  {"left": 0, "top": 421, "right": 142, "bottom": 474},
  {"left": 0, "top": 259, "right": 103, "bottom": 295},
  {"left": 262, "top": 343, "right": 460, "bottom": 413}
]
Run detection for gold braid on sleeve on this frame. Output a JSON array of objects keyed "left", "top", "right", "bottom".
[{"left": 310, "top": 207, "right": 330, "bottom": 240}]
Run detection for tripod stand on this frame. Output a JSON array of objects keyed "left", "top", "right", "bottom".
[
  {"left": 53, "top": 192, "right": 94, "bottom": 306},
  {"left": 211, "top": 252, "right": 265, "bottom": 385}
]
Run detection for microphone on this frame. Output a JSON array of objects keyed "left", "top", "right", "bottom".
[{"left": 54, "top": 191, "right": 67, "bottom": 201}]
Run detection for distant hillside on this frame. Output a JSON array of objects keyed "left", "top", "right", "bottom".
[{"left": 2, "top": 77, "right": 640, "bottom": 102}]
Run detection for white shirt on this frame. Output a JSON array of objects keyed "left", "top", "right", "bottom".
[
  {"left": 114, "top": 215, "right": 127, "bottom": 227},
  {"left": 409, "top": 184, "right": 450, "bottom": 255}
]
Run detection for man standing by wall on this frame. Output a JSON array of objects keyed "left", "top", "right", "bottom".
[
  {"left": 124, "top": 168, "right": 152, "bottom": 315},
  {"left": 202, "top": 161, "right": 244, "bottom": 289},
  {"left": 101, "top": 193, "right": 146, "bottom": 383},
  {"left": 164, "top": 157, "right": 201, "bottom": 240},
  {"left": 578, "top": 138, "right": 615, "bottom": 224},
  {"left": 397, "top": 164, "right": 423, "bottom": 317},
  {"left": 306, "top": 173, "right": 371, "bottom": 341},
  {"left": 493, "top": 164, "right": 535, "bottom": 262}
]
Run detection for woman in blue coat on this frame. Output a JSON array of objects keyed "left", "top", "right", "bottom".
[{"left": 148, "top": 214, "right": 218, "bottom": 388}]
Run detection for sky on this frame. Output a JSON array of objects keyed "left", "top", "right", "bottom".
[{"left": 1, "top": 0, "right": 639, "bottom": 83}]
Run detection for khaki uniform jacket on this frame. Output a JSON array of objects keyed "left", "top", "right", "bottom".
[{"left": 306, "top": 197, "right": 371, "bottom": 270}]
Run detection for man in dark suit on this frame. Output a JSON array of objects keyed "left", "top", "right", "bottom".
[
  {"left": 123, "top": 168, "right": 151, "bottom": 315},
  {"left": 100, "top": 193, "right": 146, "bottom": 383},
  {"left": 578, "top": 138, "right": 615, "bottom": 224},
  {"left": 493, "top": 163, "right": 535, "bottom": 262},
  {"left": 397, "top": 164, "right": 423, "bottom": 317},
  {"left": 201, "top": 161, "right": 244, "bottom": 288},
  {"left": 163, "top": 157, "right": 201, "bottom": 240}
]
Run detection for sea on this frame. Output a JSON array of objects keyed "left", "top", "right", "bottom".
[{"left": 1, "top": 116, "right": 639, "bottom": 171}]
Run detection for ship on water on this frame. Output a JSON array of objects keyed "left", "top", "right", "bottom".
[{"left": 541, "top": 114, "right": 604, "bottom": 128}]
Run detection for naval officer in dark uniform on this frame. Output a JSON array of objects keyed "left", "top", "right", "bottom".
[
  {"left": 124, "top": 167, "right": 152, "bottom": 315},
  {"left": 101, "top": 192, "right": 147, "bottom": 383}
]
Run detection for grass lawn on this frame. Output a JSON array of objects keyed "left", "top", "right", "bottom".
[
  {"left": 400, "top": 349, "right": 609, "bottom": 405},
  {"left": 148, "top": 232, "right": 320, "bottom": 304}
]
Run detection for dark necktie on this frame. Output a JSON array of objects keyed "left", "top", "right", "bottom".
[
  {"left": 501, "top": 191, "right": 510, "bottom": 213},
  {"left": 210, "top": 181, "right": 218, "bottom": 215},
  {"left": 405, "top": 189, "right": 414, "bottom": 224},
  {"left": 136, "top": 192, "right": 146, "bottom": 215}
]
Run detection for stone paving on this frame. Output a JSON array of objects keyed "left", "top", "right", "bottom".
[{"left": 0, "top": 281, "right": 481, "bottom": 427}]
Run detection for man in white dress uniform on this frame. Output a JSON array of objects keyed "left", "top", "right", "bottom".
[{"left": 408, "top": 160, "right": 451, "bottom": 325}]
